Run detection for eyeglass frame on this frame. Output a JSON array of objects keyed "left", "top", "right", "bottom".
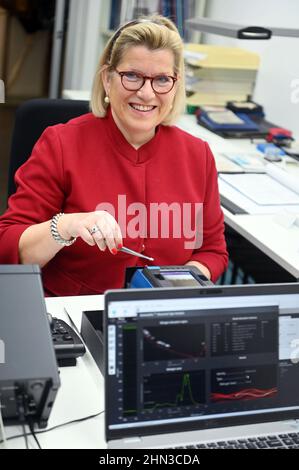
[{"left": 114, "top": 69, "right": 178, "bottom": 94}]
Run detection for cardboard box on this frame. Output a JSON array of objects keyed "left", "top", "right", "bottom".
[
  {"left": 5, "top": 16, "right": 50, "bottom": 98},
  {"left": 0, "top": 7, "right": 8, "bottom": 78}
]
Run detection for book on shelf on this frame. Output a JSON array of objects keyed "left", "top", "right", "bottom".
[{"left": 108, "top": 0, "right": 197, "bottom": 38}]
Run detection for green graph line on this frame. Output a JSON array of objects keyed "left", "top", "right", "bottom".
[
  {"left": 123, "top": 324, "right": 137, "bottom": 331},
  {"left": 145, "top": 373, "right": 200, "bottom": 411}
]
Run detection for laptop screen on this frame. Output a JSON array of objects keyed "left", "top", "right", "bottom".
[{"left": 105, "top": 284, "right": 299, "bottom": 441}]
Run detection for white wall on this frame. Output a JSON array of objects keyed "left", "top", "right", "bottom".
[{"left": 202, "top": 0, "right": 299, "bottom": 137}]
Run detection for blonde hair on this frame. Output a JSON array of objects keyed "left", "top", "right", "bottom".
[{"left": 90, "top": 15, "right": 185, "bottom": 125}]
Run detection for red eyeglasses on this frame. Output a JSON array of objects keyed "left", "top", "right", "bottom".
[{"left": 115, "top": 69, "right": 177, "bottom": 94}]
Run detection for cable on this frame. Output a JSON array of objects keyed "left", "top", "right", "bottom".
[
  {"left": 22, "top": 424, "right": 29, "bottom": 449},
  {"left": 1, "top": 410, "right": 104, "bottom": 445},
  {"left": 0, "top": 398, "right": 8, "bottom": 449},
  {"left": 28, "top": 418, "right": 42, "bottom": 450},
  {"left": 16, "top": 393, "right": 29, "bottom": 449},
  {"left": 35, "top": 410, "right": 105, "bottom": 437}
]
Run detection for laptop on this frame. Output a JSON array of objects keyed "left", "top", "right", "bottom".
[{"left": 104, "top": 283, "right": 299, "bottom": 449}]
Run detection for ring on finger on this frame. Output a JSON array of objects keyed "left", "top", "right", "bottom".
[{"left": 89, "top": 224, "right": 101, "bottom": 235}]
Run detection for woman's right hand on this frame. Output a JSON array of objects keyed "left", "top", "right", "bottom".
[{"left": 58, "top": 211, "right": 123, "bottom": 254}]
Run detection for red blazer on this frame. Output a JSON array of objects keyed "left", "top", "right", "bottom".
[{"left": 0, "top": 110, "right": 228, "bottom": 295}]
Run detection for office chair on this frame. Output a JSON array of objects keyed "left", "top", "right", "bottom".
[{"left": 7, "top": 98, "right": 89, "bottom": 199}]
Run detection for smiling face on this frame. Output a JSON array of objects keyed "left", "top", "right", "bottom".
[{"left": 102, "top": 46, "right": 177, "bottom": 148}]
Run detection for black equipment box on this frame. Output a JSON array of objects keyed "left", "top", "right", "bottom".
[{"left": 0, "top": 265, "right": 60, "bottom": 428}]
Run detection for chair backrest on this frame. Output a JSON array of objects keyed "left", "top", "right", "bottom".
[{"left": 7, "top": 98, "right": 89, "bottom": 199}]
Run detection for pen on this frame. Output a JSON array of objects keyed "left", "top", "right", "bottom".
[
  {"left": 219, "top": 171, "right": 265, "bottom": 174},
  {"left": 119, "top": 246, "right": 154, "bottom": 261}
]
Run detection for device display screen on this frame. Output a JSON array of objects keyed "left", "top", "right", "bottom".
[{"left": 160, "top": 271, "right": 199, "bottom": 287}]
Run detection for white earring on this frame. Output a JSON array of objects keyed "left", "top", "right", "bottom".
[{"left": 104, "top": 96, "right": 110, "bottom": 104}]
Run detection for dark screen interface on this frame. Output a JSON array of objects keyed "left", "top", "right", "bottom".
[{"left": 107, "top": 304, "right": 299, "bottom": 430}]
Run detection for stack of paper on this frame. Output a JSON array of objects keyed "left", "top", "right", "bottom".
[{"left": 185, "top": 43, "right": 260, "bottom": 106}]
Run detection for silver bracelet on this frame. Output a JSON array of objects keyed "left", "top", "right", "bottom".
[{"left": 50, "top": 213, "right": 77, "bottom": 247}]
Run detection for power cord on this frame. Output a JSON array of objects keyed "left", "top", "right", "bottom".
[
  {"left": 0, "top": 399, "right": 8, "bottom": 449},
  {"left": 1, "top": 410, "right": 104, "bottom": 447},
  {"left": 21, "top": 424, "right": 29, "bottom": 449},
  {"left": 27, "top": 418, "right": 42, "bottom": 449},
  {"left": 17, "top": 393, "right": 30, "bottom": 449}
]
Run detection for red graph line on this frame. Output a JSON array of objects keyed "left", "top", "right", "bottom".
[{"left": 211, "top": 388, "right": 277, "bottom": 402}]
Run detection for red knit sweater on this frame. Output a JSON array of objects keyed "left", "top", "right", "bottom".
[{"left": 0, "top": 110, "right": 228, "bottom": 295}]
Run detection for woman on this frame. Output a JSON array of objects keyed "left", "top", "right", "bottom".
[{"left": 0, "top": 16, "right": 228, "bottom": 296}]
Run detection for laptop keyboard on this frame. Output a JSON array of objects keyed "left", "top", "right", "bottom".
[{"left": 171, "top": 432, "right": 299, "bottom": 449}]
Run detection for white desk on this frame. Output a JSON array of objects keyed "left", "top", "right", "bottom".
[{"left": 4, "top": 295, "right": 106, "bottom": 450}]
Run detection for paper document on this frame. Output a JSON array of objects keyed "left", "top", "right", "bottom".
[
  {"left": 219, "top": 177, "right": 299, "bottom": 215},
  {"left": 266, "top": 164, "right": 299, "bottom": 196},
  {"left": 214, "top": 153, "right": 244, "bottom": 173},
  {"left": 206, "top": 110, "right": 245, "bottom": 125},
  {"left": 219, "top": 173, "right": 299, "bottom": 205},
  {"left": 221, "top": 152, "right": 266, "bottom": 172}
]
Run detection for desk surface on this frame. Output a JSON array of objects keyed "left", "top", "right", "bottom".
[{"left": 4, "top": 295, "right": 106, "bottom": 449}]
